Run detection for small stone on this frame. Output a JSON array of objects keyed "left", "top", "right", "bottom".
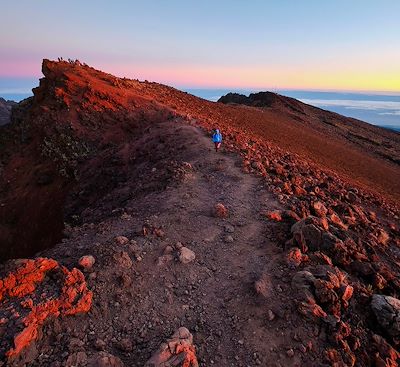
[
  {"left": 255, "top": 276, "right": 269, "bottom": 298},
  {"left": 65, "top": 352, "right": 88, "bottom": 366},
  {"left": 347, "top": 191, "right": 358, "bottom": 203},
  {"left": 286, "top": 247, "right": 307, "bottom": 267},
  {"left": 118, "top": 274, "right": 132, "bottom": 287},
  {"left": 163, "top": 245, "right": 174, "bottom": 254},
  {"left": 214, "top": 203, "right": 228, "bottom": 218},
  {"left": 117, "top": 338, "right": 133, "bottom": 352},
  {"left": 267, "top": 309, "right": 275, "bottom": 321},
  {"left": 224, "top": 235, "right": 234, "bottom": 243},
  {"left": 179, "top": 247, "right": 196, "bottom": 264},
  {"left": 371, "top": 294, "right": 400, "bottom": 340},
  {"left": 113, "top": 251, "right": 133, "bottom": 268},
  {"left": 145, "top": 327, "right": 197, "bottom": 366},
  {"left": 78, "top": 255, "right": 95, "bottom": 270},
  {"left": 266, "top": 211, "right": 282, "bottom": 222},
  {"left": 157, "top": 254, "right": 174, "bottom": 266},
  {"left": 377, "top": 229, "right": 390, "bottom": 246},
  {"left": 286, "top": 348, "right": 295, "bottom": 357},
  {"left": 224, "top": 224, "right": 235, "bottom": 233},
  {"left": 88, "top": 352, "right": 124, "bottom": 367},
  {"left": 312, "top": 201, "right": 328, "bottom": 217},
  {"left": 94, "top": 339, "right": 106, "bottom": 351},
  {"left": 251, "top": 161, "right": 263, "bottom": 170},
  {"left": 115, "top": 236, "right": 129, "bottom": 245}
]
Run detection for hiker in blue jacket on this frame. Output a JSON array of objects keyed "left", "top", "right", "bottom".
[{"left": 212, "top": 128, "right": 223, "bottom": 152}]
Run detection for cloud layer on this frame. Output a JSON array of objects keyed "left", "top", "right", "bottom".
[{"left": 300, "top": 99, "right": 400, "bottom": 117}]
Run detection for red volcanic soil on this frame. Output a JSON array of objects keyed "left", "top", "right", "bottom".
[
  {"left": 0, "top": 60, "right": 399, "bottom": 366},
  {"left": 217, "top": 91, "right": 400, "bottom": 198}
]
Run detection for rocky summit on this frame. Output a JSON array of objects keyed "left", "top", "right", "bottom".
[{"left": 0, "top": 59, "right": 399, "bottom": 366}]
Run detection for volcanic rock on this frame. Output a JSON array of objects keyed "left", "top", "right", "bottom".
[
  {"left": 376, "top": 229, "right": 390, "bottom": 246},
  {"left": 371, "top": 295, "right": 400, "bottom": 341},
  {"left": 291, "top": 216, "right": 324, "bottom": 252},
  {"left": 65, "top": 352, "right": 88, "bottom": 366},
  {"left": 224, "top": 224, "right": 235, "bottom": 233},
  {"left": 88, "top": 352, "right": 125, "bottom": 367},
  {"left": 145, "top": 327, "right": 198, "bottom": 367},
  {"left": 224, "top": 235, "right": 234, "bottom": 243},
  {"left": 214, "top": 203, "right": 228, "bottom": 218},
  {"left": 286, "top": 247, "right": 308, "bottom": 267},
  {"left": 312, "top": 201, "right": 328, "bottom": 217},
  {"left": 115, "top": 236, "right": 129, "bottom": 245},
  {"left": 113, "top": 251, "right": 133, "bottom": 268},
  {"left": 179, "top": 247, "right": 196, "bottom": 264},
  {"left": 254, "top": 275, "right": 270, "bottom": 298},
  {"left": 0, "top": 258, "right": 92, "bottom": 361},
  {"left": 371, "top": 334, "right": 400, "bottom": 366},
  {"left": 266, "top": 211, "right": 282, "bottom": 222},
  {"left": 78, "top": 255, "right": 95, "bottom": 270}
]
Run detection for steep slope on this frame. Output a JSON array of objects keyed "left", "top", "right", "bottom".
[
  {"left": 0, "top": 60, "right": 399, "bottom": 367},
  {"left": 120, "top": 85, "right": 400, "bottom": 203},
  {"left": 218, "top": 91, "right": 400, "bottom": 165},
  {"left": 0, "top": 60, "right": 174, "bottom": 261}
]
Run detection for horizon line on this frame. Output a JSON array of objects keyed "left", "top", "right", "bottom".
[{"left": 2, "top": 84, "right": 400, "bottom": 97}]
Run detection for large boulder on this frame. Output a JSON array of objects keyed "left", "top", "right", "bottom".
[
  {"left": 291, "top": 216, "right": 324, "bottom": 252},
  {"left": 145, "top": 327, "right": 198, "bottom": 367},
  {"left": 0, "top": 258, "right": 93, "bottom": 362},
  {"left": 371, "top": 295, "right": 400, "bottom": 342},
  {"left": 291, "top": 266, "right": 354, "bottom": 321}
]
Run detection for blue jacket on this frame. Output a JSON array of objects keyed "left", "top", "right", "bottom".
[{"left": 212, "top": 130, "right": 222, "bottom": 143}]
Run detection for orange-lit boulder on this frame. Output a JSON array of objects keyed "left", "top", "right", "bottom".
[{"left": 0, "top": 257, "right": 93, "bottom": 360}]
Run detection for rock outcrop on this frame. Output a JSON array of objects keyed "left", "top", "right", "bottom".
[
  {"left": 0, "top": 257, "right": 92, "bottom": 362},
  {"left": 371, "top": 295, "right": 400, "bottom": 342},
  {"left": 145, "top": 327, "right": 198, "bottom": 367}
]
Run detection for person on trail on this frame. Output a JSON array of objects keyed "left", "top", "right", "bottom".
[{"left": 212, "top": 128, "right": 223, "bottom": 152}]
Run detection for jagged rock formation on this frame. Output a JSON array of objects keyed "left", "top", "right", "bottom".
[
  {"left": 145, "top": 327, "right": 198, "bottom": 367},
  {"left": 0, "top": 258, "right": 92, "bottom": 364}
]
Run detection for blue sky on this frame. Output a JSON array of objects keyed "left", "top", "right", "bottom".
[{"left": 1, "top": 0, "right": 400, "bottom": 91}]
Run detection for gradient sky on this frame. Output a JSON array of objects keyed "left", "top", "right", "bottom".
[{"left": 1, "top": 0, "right": 400, "bottom": 92}]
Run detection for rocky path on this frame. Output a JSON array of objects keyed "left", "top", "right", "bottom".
[
  {"left": 128, "top": 124, "right": 288, "bottom": 366},
  {"left": 3, "top": 121, "right": 320, "bottom": 366}
]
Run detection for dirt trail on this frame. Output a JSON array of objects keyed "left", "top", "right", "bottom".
[{"left": 8, "top": 120, "right": 319, "bottom": 367}]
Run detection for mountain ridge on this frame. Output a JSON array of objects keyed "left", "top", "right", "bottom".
[{"left": 0, "top": 59, "right": 399, "bottom": 366}]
